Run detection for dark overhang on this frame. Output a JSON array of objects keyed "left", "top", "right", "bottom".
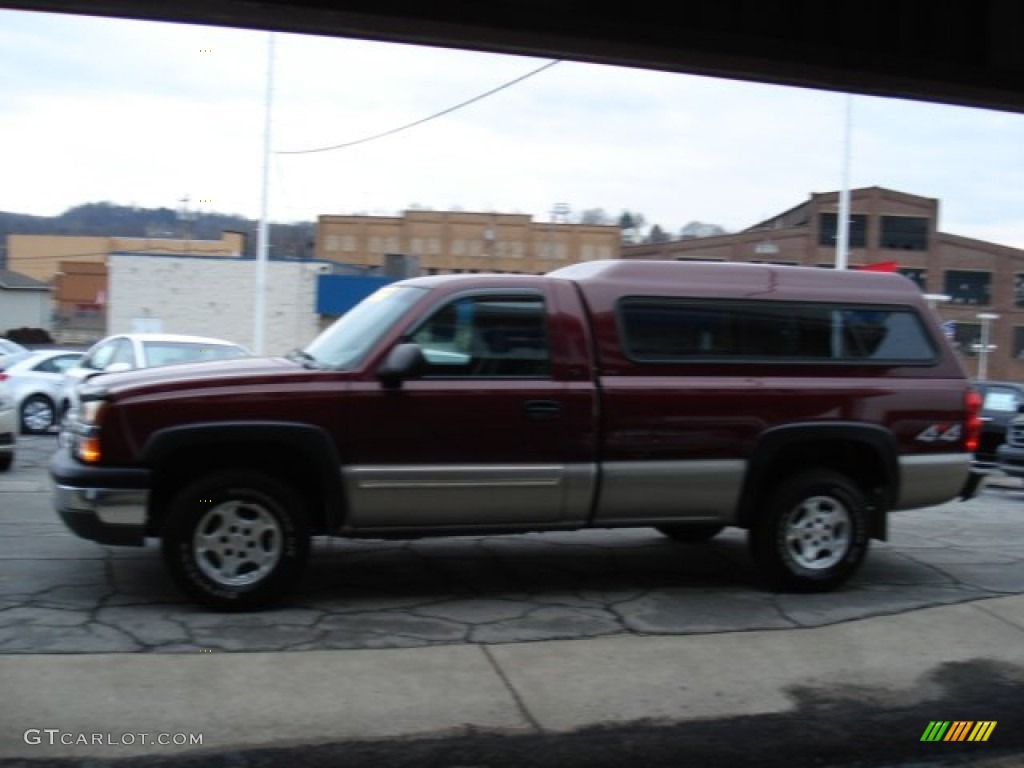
[{"left": 4, "top": 1, "right": 1024, "bottom": 114}]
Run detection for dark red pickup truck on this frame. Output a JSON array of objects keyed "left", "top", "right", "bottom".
[{"left": 52, "top": 260, "right": 982, "bottom": 609}]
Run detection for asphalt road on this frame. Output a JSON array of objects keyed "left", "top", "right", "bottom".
[
  {"left": 3, "top": 434, "right": 1024, "bottom": 653},
  {"left": 1, "top": 434, "right": 1023, "bottom": 767}
]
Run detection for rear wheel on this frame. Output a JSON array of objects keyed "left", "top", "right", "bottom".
[
  {"left": 656, "top": 524, "right": 725, "bottom": 543},
  {"left": 749, "top": 470, "right": 870, "bottom": 592},
  {"left": 161, "top": 470, "right": 310, "bottom": 611}
]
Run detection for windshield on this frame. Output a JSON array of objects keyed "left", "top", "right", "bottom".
[
  {"left": 141, "top": 341, "right": 249, "bottom": 366},
  {"left": 303, "top": 284, "right": 426, "bottom": 368}
]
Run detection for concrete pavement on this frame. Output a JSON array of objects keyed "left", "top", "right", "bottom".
[
  {"left": 1, "top": 595, "right": 1023, "bottom": 762},
  {"left": 1, "top": 435, "right": 1023, "bottom": 764}
]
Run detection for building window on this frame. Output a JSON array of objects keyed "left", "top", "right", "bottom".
[
  {"left": 953, "top": 322, "right": 981, "bottom": 357},
  {"left": 324, "top": 235, "right": 340, "bottom": 252},
  {"left": 1014, "top": 273, "right": 1024, "bottom": 307},
  {"left": 880, "top": 216, "right": 928, "bottom": 250},
  {"left": 1014, "top": 327, "right": 1024, "bottom": 359},
  {"left": 944, "top": 270, "right": 991, "bottom": 305},
  {"left": 342, "top": 236, "right": 357, "bottom": 252},
  {"left": 818, "top": 213, "right": 867, "bottom": 247},
  {"left": 899, "top": 268, "right": 927, "bottom": 290}
]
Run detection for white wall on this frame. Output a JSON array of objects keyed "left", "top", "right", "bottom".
[
  {"left": 108, "top": 254, "right": 329, "bottom": 356},
  {"left": 0, "top": 290, "right": 51, "bottom": 332}
]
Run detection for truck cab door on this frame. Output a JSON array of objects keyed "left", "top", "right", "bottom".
[{"left": 340, "top": 289, "right": 596, "bottom": 530}]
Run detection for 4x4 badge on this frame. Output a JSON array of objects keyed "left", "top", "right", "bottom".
[{"left": 916, "top": 424, "right": 962, "bottom": 442}]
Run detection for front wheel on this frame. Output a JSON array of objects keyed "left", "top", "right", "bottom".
[
  {"left": 749, "top": 470, "right": 870, "bottom": 593},
  {"left": 21, "top": 394, "right": 56, "bottom": 434},
  {"left": 161, "top": 470, "right": 310, "bottom": 611}
]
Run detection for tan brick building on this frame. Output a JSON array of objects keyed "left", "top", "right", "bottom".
[
  {"left": 315, "top": 210, "right": 620, "bottom": 275},
  {"left": 6, "top": 232, "right": 246, "bottom": 343},
  {"left": 622, "top": 186, "right": 1024, "bottom": 382},
  {"left": 7, "top": 232, "right": 246, "bottom": 283}
]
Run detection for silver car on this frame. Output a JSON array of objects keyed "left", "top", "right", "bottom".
[
  {"left": 0, "top": 337, "right": 29, "bottom": 369},
  {"left": 0, "top": 349, "right": 85, "bottom": 434},
  {"left": 0, "top": 380, "right": 14, "bottom": 470}
]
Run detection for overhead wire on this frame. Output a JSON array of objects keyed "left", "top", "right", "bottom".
[{"left": 277, "top": 58, "right": 562, "bottom": 155}]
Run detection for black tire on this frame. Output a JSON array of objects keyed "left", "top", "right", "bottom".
[
  {"left": 749, "top": 470, "right": 870, "bottom": 593},
  {"left": 656, "top": 524, "right": 725, "bottom": 543},
  {"left": 20, "top": 394, "right": 56, "bottom": 434},
  {"left": 0, "top": 452, "right": 12, "bottom": 472},
  {"left": 161, "top": 470, "right": 310, "bottom": 611}
]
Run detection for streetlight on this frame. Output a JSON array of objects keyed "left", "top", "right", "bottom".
[{"left": 975, "top": 312, "right": 999, "bottom": 381}]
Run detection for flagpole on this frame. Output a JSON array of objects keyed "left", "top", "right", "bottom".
[
  {"left": 836, "top": 93, "right": 852, "bottom": 270},
  {"left": 253, "top": 31, "right": 275, "bottom": 355}
]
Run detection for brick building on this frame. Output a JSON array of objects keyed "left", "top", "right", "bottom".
[
  {"left": 6, "top": 232, "right": 246, "bottom": 343},
  {"left": 316, "top": 209, "right": 620, "bottom": 275},
  {"left": 623, "top": 187, "right": 1024, "bottom": 381}
]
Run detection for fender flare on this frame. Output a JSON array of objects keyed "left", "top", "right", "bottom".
[
  {"left": 739, "top": 422, "right": 900, "bottom": 539},
  {"left": 141, "top": 421, "right": 346, "bottom": 531}
]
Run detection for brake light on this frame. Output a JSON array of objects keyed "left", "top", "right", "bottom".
[
  {"left": 964, "top": 388, "right": 982, "bottom": 453},
  {"left": 0, "top": 373, "right": 7, "bottom": 381}
]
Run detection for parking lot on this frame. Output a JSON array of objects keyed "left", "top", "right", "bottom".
[{"left": 3, "top": 433, "right": 1024, "bottom": 654}]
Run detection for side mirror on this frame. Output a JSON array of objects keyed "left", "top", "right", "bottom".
[
  {"left": 104, "top": 362, "right": 132, "bottom": 373},
  {"left": 376, "top": 343, "right": 426, "bottom": 389}
]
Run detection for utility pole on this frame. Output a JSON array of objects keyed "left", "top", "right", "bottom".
[
  {"left": 836, "top": 94, "right": 853, "bottom": 270},
  {"left": 253, "top": 32, "right": 275, "bottom": 355}
]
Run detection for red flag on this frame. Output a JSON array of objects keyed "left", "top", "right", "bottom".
[{"left": 855, "top": 261, "right": 899, "bottom": 272}]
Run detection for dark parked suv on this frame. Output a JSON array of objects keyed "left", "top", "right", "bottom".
[{"left": 973, "top": 380, "right": 1024, "bottom": 472}]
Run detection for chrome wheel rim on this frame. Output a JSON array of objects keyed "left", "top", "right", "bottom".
[
  {"left": 193, "top": 500, "right": 283, "bottom": 587},
  {"left": 781, "top": 494, "right": 852, "bottom": 570},
  {"left": 22, "top": 399, "right": 53, "bottom": 432}
]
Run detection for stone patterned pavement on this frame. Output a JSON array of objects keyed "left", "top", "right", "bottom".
[{"left": 2, "top": 434, "right": 1024, "bottom": 654}]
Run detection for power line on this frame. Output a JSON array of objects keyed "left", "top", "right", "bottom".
[{"left": 277, "top": 59, "right": 562, "bottom": 156}]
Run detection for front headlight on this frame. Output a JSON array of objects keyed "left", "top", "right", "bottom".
[{"left": 79, "top": 400, "right": 106, "bottom": 426}]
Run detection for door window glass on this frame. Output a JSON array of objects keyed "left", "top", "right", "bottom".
[{"left": 412, "top": 296, "right": 550, "bottom": 377}]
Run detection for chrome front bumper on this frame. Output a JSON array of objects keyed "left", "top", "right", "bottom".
[{"left": 54, "top": 484, "right": 149, "bottom": 546}]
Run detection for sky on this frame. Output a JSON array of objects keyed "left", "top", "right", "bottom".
[{"left": 3, "top": 8, "right": 1024, "bottom": 247}]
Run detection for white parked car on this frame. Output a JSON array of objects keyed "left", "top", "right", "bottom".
[
  {"left": 61, "top": 333, "right": 251, "bottom": 417},
  {"left": 0, "top": 380, "right": 15, "bottom": 471},
  {"left": 0, "top": 337, "right": 29, "bottom": 369},
  {"left": 0, "top": 349, "right": 84, "bottom": 434}
]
